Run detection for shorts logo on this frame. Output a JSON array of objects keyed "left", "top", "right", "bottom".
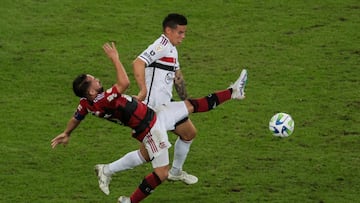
[{"left": 159, "top": 142, "right": 167, "bottom": 149}]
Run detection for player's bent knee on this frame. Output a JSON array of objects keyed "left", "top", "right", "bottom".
[
  {"left": 154, "top": 166, "right": 169, "bottom": 182},
  {"left": 180, "top": 130, "right": 196, "bottom": 141},
  {"left": 174, "top": 120, "right": 197, "bottom": 141}
]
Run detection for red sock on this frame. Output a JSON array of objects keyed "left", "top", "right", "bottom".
[
  {"left": 130, "top": 172, "right": 162, "bottom": 203},
  {"left": 188, "top": 89, "right": 232, "bottom": 112}
]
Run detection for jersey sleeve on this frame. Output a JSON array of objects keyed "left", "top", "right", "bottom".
[
  {"left": 74, "top": 99, "right": 88, "bottom": 121},
  {"left": 138, "top": 37, "right": 169, "bottom": 66}
]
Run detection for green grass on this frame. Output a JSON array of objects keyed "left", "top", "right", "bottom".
[{"left": 1, "top": 0, "right": 359, "bottom": 202}]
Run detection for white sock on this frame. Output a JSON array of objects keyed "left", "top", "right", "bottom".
[
  {"left": 107, "top": 150, "right": 146, "bottom": 175},
  {"left": 170, "top": 137, "right": 192, "bottom": 175}
]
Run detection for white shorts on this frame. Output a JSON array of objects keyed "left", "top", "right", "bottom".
[
  {"left": 143, "top": 101, "right": 189, "bottom": 168},
  {"left": 153, "top": 101, "right": 189, "bottom": 131}
]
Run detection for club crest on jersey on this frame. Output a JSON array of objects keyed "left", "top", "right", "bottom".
[{"left": 165, "top": 72, "right": 174, "bottom": 84}]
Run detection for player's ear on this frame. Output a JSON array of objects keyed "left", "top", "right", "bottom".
[{"left": 164, "top": 26, "right": 172, "bottom": 35}]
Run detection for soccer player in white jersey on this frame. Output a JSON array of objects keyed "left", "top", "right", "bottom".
[
  {"left": 134, "top": 13, "right": 198, "bottom": 183},
  {"left": 94, "top": 13, "right": 198, "bottom": 195}
]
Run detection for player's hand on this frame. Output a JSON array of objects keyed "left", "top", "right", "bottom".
[
  {"left": 103, "top": 42, "right": 119, "bottom": 61},
  {"left": 135, "top": 90, "right": 147, "bottom": 101},
  {"left": 51, "top": 132, "right": 70, "bottom": 149}
]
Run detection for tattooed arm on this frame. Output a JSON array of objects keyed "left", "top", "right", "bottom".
[{"left": 174, "top": 69, "right": 188, "bottom": 100}]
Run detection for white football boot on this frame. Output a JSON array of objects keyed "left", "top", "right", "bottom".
[
  {"left": 168, "top": 170, "right": 198, "bottom": 184},
  {"left": 94, "top": 164, "right": 111, "bottom": 195},
  {"left": 118, "top": 196, "right": 131, "bottom": 203},
  {"left": 230, "top": 69, "right": 248, "bottom": 99}
]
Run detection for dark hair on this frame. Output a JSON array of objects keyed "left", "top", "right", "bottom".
[
  {"left": 162, "top": 13, "right": 187, "bottom": 30},
  {"left": 72, "top": 74, "right": 90, "bottom": 98}
]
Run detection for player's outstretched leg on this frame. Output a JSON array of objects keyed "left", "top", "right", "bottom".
[
  {"left": 230, "top": 69, "right": 248, "bottom": 99},
  {"left": 118, "top": 196, "right": 131, "bottom": 203},
  {"left": 95, "top": 164, "right": 112, "bottom": 195},
  {"left": 95, "top": 149, "right": 148, "bottom": 195},
  {"left": 119, "top": 171, "right": 163, "bottom": 203},
  {"left": 187, "top": 69, "right": 248, "bottom": 113}
]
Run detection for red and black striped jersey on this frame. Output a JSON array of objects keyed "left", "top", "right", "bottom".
[{"left": 74, "top": 86, "right": 156, "bottom": 141}]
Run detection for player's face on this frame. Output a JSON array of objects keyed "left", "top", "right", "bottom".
[
  {"left": 166, "top": 25, "right": 186, "bottom": 46},
  {"left": 86, "top": 74, "right": 103, "bottom": 94}
]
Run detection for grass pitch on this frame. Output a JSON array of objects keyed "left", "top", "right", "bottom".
[{"left": 0, "top": 0, "right": 359, "bottom": 202}]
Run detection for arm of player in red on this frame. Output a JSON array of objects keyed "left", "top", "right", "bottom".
[{"left": 51, "top": 117, "right": 81, "bottom": 148}]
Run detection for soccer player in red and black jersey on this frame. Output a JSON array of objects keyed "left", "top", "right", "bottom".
[{"left": 51, "top": 42, "right": 247, "bottom": 203}]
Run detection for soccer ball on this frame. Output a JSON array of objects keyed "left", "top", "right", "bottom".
[{"left": 269, "top": 112, "right": 294, "bottom": 137}]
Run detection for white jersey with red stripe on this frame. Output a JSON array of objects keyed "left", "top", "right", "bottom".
[{"left": 138, "top": 34, "right": 179, "bottom": 109}]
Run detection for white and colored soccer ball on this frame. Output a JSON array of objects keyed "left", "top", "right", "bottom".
[{"left": 269, "top": 112, "right": 295, "bottom": 137}]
